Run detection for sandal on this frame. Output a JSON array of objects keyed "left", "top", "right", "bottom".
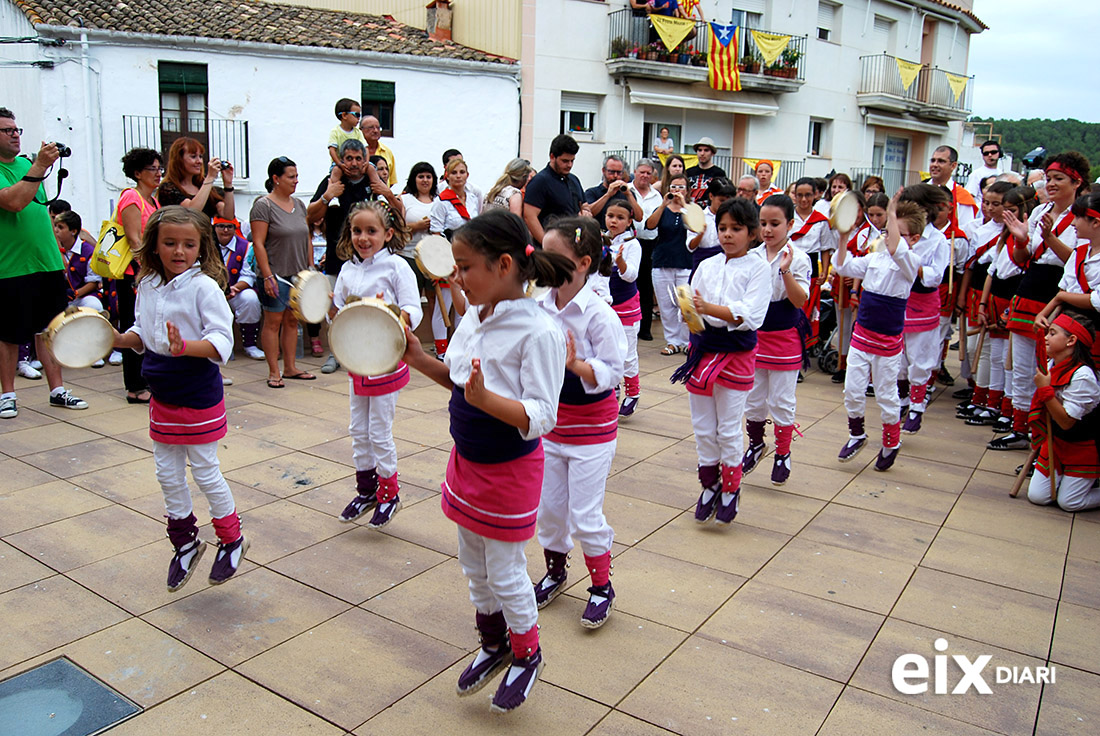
[
  {"left": 126, "top": 391, "right": 151, "bottom": 404},
  {"left": 283, "top": 371, "right": 316, "bottom": 380},
  {"left": 660, "top": 344, "right": 680, "bottom": 356},
  {"left": 267, "top": 378, "right": 285, "bottom": 389}
]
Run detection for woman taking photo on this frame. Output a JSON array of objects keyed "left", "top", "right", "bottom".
[
  {"left": 115, "top": 147, "right": 163, "bottom": 403},
  {"left": 250, "top": 157, "right": 314, "bottom": 388},
  {"left": 156, "top": 137, "right": 234, "bottom": 219},
  {"left": 485, "top": 158, "right": 534, "bottom": 215}
]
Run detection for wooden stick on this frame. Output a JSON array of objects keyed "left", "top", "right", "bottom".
[
  {"left": 1009, "top": 444, "right": 1039, "bottom": 497},
  {"left": 435, "top": 283, "right": 451, "bottom": 328},
  {"left": 958, "top": 312, "right": 968, "bottom": 363},
  {"left": 971, "top": 326, "right": 986, "bottom": 377},
  {"left": 1047, "top": 414, "right": 1057, "bottom": 501},
  {"left": 1005, "top": 333, "right": 1013, "bottom": 371}
]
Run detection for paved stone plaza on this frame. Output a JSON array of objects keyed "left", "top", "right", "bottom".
[{"left": 1, "top": 329, "right": 1098, "bottom": 735}]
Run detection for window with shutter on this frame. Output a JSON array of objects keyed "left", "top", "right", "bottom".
[
  {"left": 872, "top": 15, "right": 894, "bottom": 54},
  {"left": 817, "top": 1, "right": 838, "bottom": 42},
  {"left": 560, "top": 93, "right": 600, "bottom": 137},
  {"left": 158, "top": 62, "right": 208, "bottom": 155},
  {"left": 361, "top": 80, "right": 396, "bottom": 137}
]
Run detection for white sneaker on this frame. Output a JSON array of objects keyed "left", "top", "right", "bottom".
[
  {"left": 16, "top": 361, "right": 42, "bottom": 380},
  {"left": 244, "top": 345, "right": 265, "bottom": 360},
  {"left": 108, "top": 350, "right": 123, "bottom": 365},
  {"left": 30, "top": 359, "right": 43, "bottom": 370},
  {"left": 221, "top": 374, "right": 234, "bottom": 386},
  {"left": 92, "top": 358, "right": 105, "bottom": 368}
]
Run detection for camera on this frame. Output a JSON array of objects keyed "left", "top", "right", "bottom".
[
  {"left": 53, "top": 142, "right": 71, "bottom": 157},
  {"left": 666, "top": 193, "right": 675, "bottom": 200}
]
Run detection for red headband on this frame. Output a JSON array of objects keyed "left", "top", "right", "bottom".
[
  {"left": 755, "top": 160, "right": 774, "bottom": 172},
  {"left": 1045, "top": 161, "right": 1083, "bottom": 183},
  {"left": 1085, "top": 208, "right": 1100, "bottom": 220},
  {"left": 212, "top": 216, "right": 237, "bottom": 225},
  {"left": 1054, "top": 313, "right": 1094, "bottom": 349}
]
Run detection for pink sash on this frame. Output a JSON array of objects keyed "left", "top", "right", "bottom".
[
  {"left": 685, "top": 349, "right": 757, "bottom": 396},
  {"left": 149, "top": 398, "right": 227, "bottom": 445},
  {"left": 441, "top": 443, "right": 544, "bottom": 542},
  {"left": 351, "top": 362, "right": 410, "bottom": 396},
  {"left": 904, "top": 290, "right": 940, "bottom": 333},
  {"left": 851, "top": 323, "right": 903, "bottom": 357},
  {"left": 546, "top": 394, "right": 618, "bottom": 445},
  {"left": 754, "top": 327, "right": 802, "bottom": 371},
  {"left": 612, "top": 293, "right": 642, "bottom": 325}
]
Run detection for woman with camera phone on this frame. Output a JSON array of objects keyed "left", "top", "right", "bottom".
[
  {"left": 646, "top": 173, "right": 693, "bottom": 355},
  {"left": 157, "top": 137, "right": 235, "bottom": 221}
]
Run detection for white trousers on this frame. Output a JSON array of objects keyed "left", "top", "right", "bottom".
[
  {"left": 228, "top": 288, "right": 262, "bottom": 325},
  {"left": 71, "top": 294, "right": 105, "bottom": 312},
  {"left": 457, "top": 526, "right": 538, "bottom": 634},
  {"left": 899, "top": 328, "right": 941, "bottom": 388},
  {"left": 938, "top": 314, "right": 954, "bottom": 345},
  {"left": 1010, "top": 333, "right": 1037, "bottom": 411},
  {"left": 745, "top": 368, "right": 798, "bottom": 426},
  {"left": 845, "top": 347, "right": 902, "bottom": 426},
  {"left": 988, "top": 336, "right": 1008, "bottom": 392},
  {"left": 1028, "top": 471, "right": 1100, "bottom": 512},
  {"left": 537, "top": 439, "right": 615, "bottom": 557},
  {"left": 432, "top": 288, "right": 461, "bottom": 341},
  {"left": 970, "top": 331, "right": 992, "bottom": 386},
  {"left": 154, "top": 440, "right": 236, "bottom": 520},
  {"left": 689, "top": 385, "right": 748, "bottom": 466},
  {"left": 836, "top": 306, "right": 855, "bottom": 356},
  {"left": 652, "top": 268, "right": 690, "bottom": 348},
  {"left": 348, "top": 385, "right": 399, "bottom": 476},
  {"left": 622, "top": 321, "right": 640, "bottom": 379}
]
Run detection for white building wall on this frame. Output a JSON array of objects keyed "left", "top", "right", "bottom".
[
  {"left": 0, "top": 5, "right": 47, "bottom": 169},
  {"left": 22, "top": 29, "right": 519, "bottom": 223}
]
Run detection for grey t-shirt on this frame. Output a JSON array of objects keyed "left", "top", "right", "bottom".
[{"left": 249, "top": 195, "right": 311, "bottom": 277}]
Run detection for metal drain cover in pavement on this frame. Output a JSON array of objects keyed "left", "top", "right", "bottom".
[{"left": 0, "top": 657, "right": 141, "bottom": 736}]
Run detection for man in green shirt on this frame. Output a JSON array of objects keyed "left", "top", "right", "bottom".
[{"left": 0, "top": 107, "right": 87, "bottom": 418}]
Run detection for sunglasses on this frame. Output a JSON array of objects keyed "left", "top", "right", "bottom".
[{"left": 346, "top": 111, "right": 362, "bottom": 118}]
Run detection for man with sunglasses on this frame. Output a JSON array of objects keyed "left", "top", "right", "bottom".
[
  {"left": 0, "top": 107, "right": 88, "bottom": 418},
  {"left": 966, "top": 140, "right": 1004, "bottom": 205}
]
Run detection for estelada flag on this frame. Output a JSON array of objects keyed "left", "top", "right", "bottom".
[{"left": 708, "top": 23, "right": 741, "bottom": 91}]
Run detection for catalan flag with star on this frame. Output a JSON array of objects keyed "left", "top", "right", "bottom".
[{"left": 707, "top": 22, "right": 741, "bottom": 91}]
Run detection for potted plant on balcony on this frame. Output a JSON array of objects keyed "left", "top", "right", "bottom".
[
  {"left": 779, "top": 47, "right": 802, "bottom": 78},
  {"left": 628, "top": 45, "right": 640, "bottom": 59},
  {"left": 647, "top": 41, "right": 663, "bottom": 61},
  {"left": 740, "top": 52, "right": 760, "bottom": 74},
  {"left": 692, "top": 50, "right": 706, "bottom": 66},
  {"left": 610, "top": 36, "right": 630, "bottom": 59}
]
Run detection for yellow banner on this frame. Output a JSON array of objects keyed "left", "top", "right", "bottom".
[
  {"left": 895, "top": 58, "right": 923, "bottom": 91},
  {"left": 659, "top": 152, "right": 699, "bottom": 170},
  {"left": 945, "top": 72, "right": 969, "bottom": 103},
  {"left": 650, "top": 15, "right": 696, "bottom": 53},
  {"left": 742, "top": 158, "right": 782, "bottom": 176},
  {"left": 750, "top": 30, "right": 791, "bottom": 68}
]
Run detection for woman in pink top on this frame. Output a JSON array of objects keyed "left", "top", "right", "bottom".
[{"left": 116, "top": 147, "right": 162, "bottom": 403}]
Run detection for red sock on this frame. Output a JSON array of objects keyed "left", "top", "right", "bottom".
[
  {"left": 910, "top": 383, "right": 928, "bottom": 406},
  {"left": 583, "top": 551, "right": 611, "bottom": 586},
  {"left": 211, "top": 510, "right": 242, "bottom": 545},
  {"left": 624, "top": 374, "right": 640, "bottom": 397},
  {"left": 1000, "top": 394, "right": 1014, "bottom": 416},
  {"left": 1012, "top": 408, "right": 1028, "bottom": 434},
  {"left": 882, "top": 421, "right": 901, "bottom": 449},
  {"left": 775, "top": 424, "right": 794, "bottom": 455},
  {"left": 434, "top": 339, "right": 448, "bottom": 356},
  {"left": 721, "top": 464, "right": 743, "bottom": 494},
  {"left": 377, "top": 472, "right": 399, "bottom": 502},
  {"left": 973, "top": 386, "right": 988, "bottom": 406},
  {"left": 509, "top": 625, "right": 540, "bottom": 659}
]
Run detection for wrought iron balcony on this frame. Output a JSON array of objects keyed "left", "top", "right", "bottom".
[
  {"left": 606, "top": 9, "right": 806, "bottom": 93},
  {"left": 122, "top": 115, "right": 251, "bottom": 179},
  {"left": 605, "top": 149, "right": 806, "bottom": 190},
  {"left": 857, "top": 54, "right": 973, "bottom": 121}
]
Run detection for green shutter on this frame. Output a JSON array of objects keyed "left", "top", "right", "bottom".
[
  {"left": 361, "top": 80, "right": 396, "bottom": 103},
  {"left": 159, "top": 62, "right": 209, "bottom": 94}
]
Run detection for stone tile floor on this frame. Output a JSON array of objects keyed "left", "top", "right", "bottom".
[{"left": 1, "top": 328, "right": 1098, "bottom": 735}]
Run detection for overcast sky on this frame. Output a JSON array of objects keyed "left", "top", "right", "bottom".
[{"left": 968, "top": 1, "right": 1098, "bottom": 122}]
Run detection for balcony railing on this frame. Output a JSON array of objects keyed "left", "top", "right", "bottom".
[
  {"left": 122, "top": 115, "right": 251, "bottom": 179},
  {"left": 852, "top": 166, "right": 969, "bottom": 194},
  {"left": 606, "top": 149, "right": 806, "bottom": 190},
  {"left": 857, "top": 54, "right": 973, "bottom": 120},
  {"left": 607, "top": 9, "right": 806, "bottom": 87}
]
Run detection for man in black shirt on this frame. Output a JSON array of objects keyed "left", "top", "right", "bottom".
[
  {"left": 685, "top": 136, "right": 727, "bottom": 204},
  {"left": 307, "top": 139, "right": 373, "bottom": 373},
  {"left": 523, "top": 134, "right": 588, "bottom": 244},
  {"left": 584, "top": 154, "right": 642, "bottom": 229}
]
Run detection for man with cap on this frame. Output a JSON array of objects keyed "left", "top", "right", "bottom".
[{"left": 685, "top": 137, "right": 727, "bottom": 204}]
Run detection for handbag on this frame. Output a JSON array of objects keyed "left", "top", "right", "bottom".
[{"left": 91, "top": 189, "right": 152, "bottom": 279}]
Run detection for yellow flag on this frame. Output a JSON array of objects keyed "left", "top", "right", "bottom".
[
  {"left": 750, "top": 30, "right": 791, "bottom": 68},
  {"left": 659, "top": 152, "right": 699, "bottom": 170},
  {"left": 895, "top": 58, "right": 923, "bottom": 91},
  {"left": 919, "top": 170, "right": 931, "bottom": 181},
  {"left": 650, "top": 15, "right": 696, "bottom": 53},
  {"left": 742, "top": 158, "right": 782, "bottom": 176},
  {"left": 945, "top": 72, "right": 969, "bottom": 103}
]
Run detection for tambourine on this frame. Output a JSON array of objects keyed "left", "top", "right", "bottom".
[
  {"left": 828, "top": 191, "right": 860, "bottom": 233},
  {"left": 328, "top": 297, "right": 406, "bottom": 376},
  {"left": 288, "top": 270, "right": 331, "bottom": 324},
  {"left": 675, "top": 285, "right": 705, "bottom": 334},
  {"left": 414, "top": 234, "right": 455, "bottom": 280},
  {"left": 682, "top": 203, "right": 706, "bottom": 233},
  {"left": 44, "top": 306, "right": 114, "bottom": 369},
  {"left": 525, "top": 281, "right": 551, "bottom": 301}
]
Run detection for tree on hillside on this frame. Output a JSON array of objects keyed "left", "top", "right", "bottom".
[{"left": 971, "top": 117, "right": 1100, "bottom": 178}]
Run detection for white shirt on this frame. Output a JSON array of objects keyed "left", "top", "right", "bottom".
[
  {"left": 966, "top": 164, "right": 1003, "bottom": 202},
  {"left": 832, "top": 238, "right": 921, "bottom": 300},
  {"left": 754, "top": 241, "right": 811, "bottom": 303},
  {"left": 912, "top": 223, "right": 951, "bottom": 289},
  {"left": 445, "top": 297, "right": 566, "bottom": 441},
  {"left": 537, "top": 283, "right": 626, "bottom": 395},
  {"left": 129, "top": 265, "right": 234, "bottom": 364},
  {"left": 430, "top": 192, "right": 481, "bottom": 236},
  {"left": 689, "top": 252, "right": 772, "bottom": 331},
  {"left": 988, "top": 239, "right": 1024, "bottom": 280},
  {"left": 791, "top": 210, "right": 830, "bottom": 254},
  {"left": 1058, "top": 243, "right": 1100, "bottom": 312},
  {"left": 939, "top": 222, "right": 970, "bottom": 272},
  {"left": 400, "top": 192, "right": 436, "bottom": 254},
  {"left": 611, "top": 231, "right": 641, "bottom": 283},
  {"left": 1025, "top": 201, "right": 1078, "bottom": 266},
  {"left": 219, "top": 241, "right": 256, "bottom": 287},
  {"left": 1056, "top": 365, "right": 1100, "bottom": 421},
  {"left": 332, "top": 250, "right": 423, "bottom": 330},
  {"left": 690, "top": 206, "right": 719, "bottom": 254},
  {"left": 630, "top": 183, "right": 663, "bottom": 240}
]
